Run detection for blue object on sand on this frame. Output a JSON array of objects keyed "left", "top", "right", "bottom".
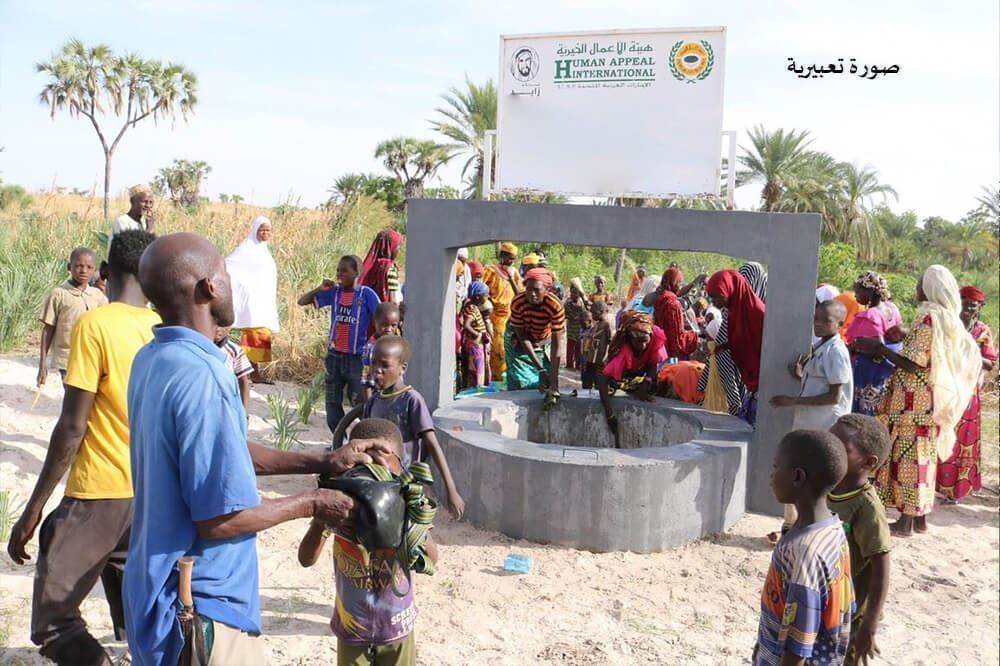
[{"left": 503, "top": 553, "right": 532, "bottom": 574}]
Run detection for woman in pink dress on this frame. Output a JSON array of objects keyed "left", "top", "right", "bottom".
[
  {"left": 936, "top": 285, "right": 997, "bottom": 502},
  {"left": 846, "top": 271, "right": 903, "bottom": 415}
]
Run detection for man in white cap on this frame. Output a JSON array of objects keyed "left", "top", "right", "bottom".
[{"left": 110, "top": 184, "right": 156, "bottom": 240}]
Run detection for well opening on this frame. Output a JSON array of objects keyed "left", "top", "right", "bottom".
[{"left": 480, "top": 395, "right": 701, "bottom": 449}]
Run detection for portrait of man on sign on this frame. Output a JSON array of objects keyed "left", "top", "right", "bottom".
[{"left": 512, "top": 47, "right": 539, "bottom": 82}]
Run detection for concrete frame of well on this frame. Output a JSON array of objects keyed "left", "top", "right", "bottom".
[
  {"left": 405, "top": 199, "right": 821, "bottom": 516},
  {"left": 434, "top": 392, "right": 752, "bottom": 552}
]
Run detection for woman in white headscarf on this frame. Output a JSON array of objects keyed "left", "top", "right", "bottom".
[
  {"left": 855, "top": 265, "right": 980, "bottom": 535},
  {"left": 226, "top": 216, "right": 280, "bottom": 382}
]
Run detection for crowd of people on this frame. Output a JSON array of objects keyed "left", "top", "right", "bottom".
[
  {"left": 449, "top": 242, "right": 995, "bottom": 664},
  {"left": 6, "top": 184, "right": 996, "bottom": 665}
]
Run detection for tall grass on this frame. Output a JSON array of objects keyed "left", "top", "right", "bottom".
[{"left": 0, "top": 192, "right": 395, "bottom": 381}]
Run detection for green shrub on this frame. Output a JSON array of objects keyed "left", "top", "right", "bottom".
[
  {"left": 817, "top": 243, "right": 861, "bottom": 290},
  {"left": 0, "top": 184, "right": 33, "bottom": 211}
]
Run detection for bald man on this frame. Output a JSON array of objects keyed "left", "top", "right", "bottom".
[{"left": 123, "top": 233, "right": 390, "bottom": 665}]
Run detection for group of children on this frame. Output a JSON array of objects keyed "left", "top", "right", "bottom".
[
  {"left": 33, "top": 239, "right": 926, "bottom": 666},
  {"left": 756, "top": 416, "right": 892, "bottom": 666}
]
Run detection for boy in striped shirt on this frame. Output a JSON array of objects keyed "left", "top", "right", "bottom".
[
  {"left": 754, "top": 430, "right": 855, "bottom": 665},
  {"left": 215, "top": 324, "right": 253, "bottom": 412}
]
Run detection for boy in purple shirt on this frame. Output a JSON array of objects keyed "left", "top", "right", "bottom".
[
  {"left": 298, "top": 418, "right": 438, "bottom": 665},
  {"left": 363, "top": 335, "right": 465, "bottom": 521}
]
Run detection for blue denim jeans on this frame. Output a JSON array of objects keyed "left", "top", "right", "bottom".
[{"left": 325, "top": 350, "right": 363, "bottom": 434}]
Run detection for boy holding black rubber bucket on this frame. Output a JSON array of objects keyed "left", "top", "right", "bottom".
[{"left": 298, "top": 418, "right": 439, "bottom": 666}]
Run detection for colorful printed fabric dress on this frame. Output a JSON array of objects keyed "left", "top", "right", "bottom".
[
  {"left": 936, "top": 320, "right": 997, "bottom": 501},
  {"left": 874, "top": 314, "right": 938, "bottom": 516},
  {"left": 460, "top": 300, "right": 490, "bottom": 389}
]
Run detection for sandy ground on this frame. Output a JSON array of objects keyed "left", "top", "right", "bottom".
[{"left": 1, "top": 353, "right": 997, "bottom": 665}]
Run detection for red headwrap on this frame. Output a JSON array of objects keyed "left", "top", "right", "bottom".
[
  {"left": 959, "top": 285, "right": 986, "bottom": 303},
  {"left": 663, "top": 267, "right": 684, "bottom": 293},
  {"left": 467, "top": 260, "right": 485, "bottom": 280},
  {"left": 360, "top": 229, "right": 403, "bottom": 302},
  {"left": 523, "top": 267, "right": 554, "bottom": 289},
  {"left": 705, "top": 270, "right": 766, "bottom": 392}
]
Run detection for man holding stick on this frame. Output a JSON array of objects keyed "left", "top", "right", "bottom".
[{"left": 124, "top": 233, "right": 388, "bottom": 665}]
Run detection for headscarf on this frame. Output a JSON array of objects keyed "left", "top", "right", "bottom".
[
  {"left": 705, "top": 270, "right": 765, "bottom": 392},
  {"left": 521, "top": 252, "right": 541, "bottom": 268},
  {"left": 225, "top": 216, "right": 280, "bottom": 331},
  {"left": 569, "top": 277, "right": 585, "bottom": 295},
  {"left": 959, "top": 285, "right": 986, "bottom": 303},
  {"left": 738, "top": 262, "right": 768, "bottom": 302},
  {"left": 457, "top": 247, "right": 469, "bottom": 260},
  {"left": 638, "top": 277, "right": 659, "bottom": 298},
  {"left": 609, "top": 310, "right": 655, "bottom": 359},
  {"left": 815, "top": 284, "right": 841, "bottom": 303},
  {"left": 918, "top": 265, "right": 983, "bottom": 460},
  {"left": 663, "top": 267, "right": 684, "bottom": 294},
  {"left": 128, "top": 183, "right": 153, "bottom": 199},
  {"left": 467, "top": 260, "right": 485, "bottom": 280},
  {"left": 857, "top": 271, "right": 892, "bottom": 301},
  {"left": 835, "top": 291, "right": 862, "bottom": 338},
  {"left": 499, "top": 242, "right": 519, "bottom": 257},
  {"left": 360, "top": 229, "right": 403, "bottom": 302},
  {"left": 467, "top": 280, "right": 489, "bottom": 300},
  {"left": 523, "top": 268, "right": 554, "bottom": 289}
]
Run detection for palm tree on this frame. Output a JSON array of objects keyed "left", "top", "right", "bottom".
[
  {"left": 738, "top": 125, "right": 815, "bottom": 211},
  {"left": 935, "top": 221, "right": 997, "bottom": 271},
  {"left": 430, "top": 77, "right": 497, "bottom": 199},
  {"left": 330, "top": 173, "right": 367, "bottom": 203},
  {"left": 835, "top": 163, "right": 897, "bottom": 261},
  {"left": 37, "top": 39, "right": 198, "bottom": 219},
  {"left": 977, "top": 183, "right": 999, "bottom": 239},
  {"left": 374, "top": 136, "right": 454, "bottom": 202}
]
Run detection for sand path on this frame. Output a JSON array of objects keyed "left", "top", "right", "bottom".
[{"left": 1, "top": 354, "right": 996, "bottom": 665}]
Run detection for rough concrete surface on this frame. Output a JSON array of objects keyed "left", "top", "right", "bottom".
[
  {"left": 434, "top": 392, "right": 751, "bottom": 552},
  {"left": 406, "top": 198, "right": 820, "bottom": 515}
]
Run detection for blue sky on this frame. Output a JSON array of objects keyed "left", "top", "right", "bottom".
[{"left": 0, "top": 0, "right": 996, "bottom": 219}]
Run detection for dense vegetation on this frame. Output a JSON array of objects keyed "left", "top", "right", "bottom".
[{"left": 2, "top": 69, "right": 997, "bottom": 381}]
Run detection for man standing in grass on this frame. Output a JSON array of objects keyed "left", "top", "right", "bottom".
[
  {"left": 7, "top": 229, "right": 158, "bottom": 666},
  {"left": 110, "top": 184, "right": 156, "bottom": 239}
]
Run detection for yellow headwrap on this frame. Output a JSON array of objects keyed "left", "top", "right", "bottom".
[
  {"left": 499, "top": 242, "right": 518, "bottom": 257},
  {"left": 522, "top": 252, "right": 540, "bottom": 267}
]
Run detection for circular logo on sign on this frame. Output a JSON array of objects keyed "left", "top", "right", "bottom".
[
  {"left": 511, "top": 46, "right": 540, "bottom": 82},
  {"left": 669, "top": 40, "right": 714, "bottom": 83}
]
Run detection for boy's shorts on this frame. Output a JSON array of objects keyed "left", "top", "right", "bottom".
[{"left": 337, "top": 633, "right": 415, "bottom": 666}]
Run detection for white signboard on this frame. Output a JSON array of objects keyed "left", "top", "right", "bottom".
[{"left": 496, "top": 27, "right": 726, "bottom": 199}]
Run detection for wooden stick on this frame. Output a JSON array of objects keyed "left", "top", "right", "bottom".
[{"left": 177, "top": 556, "right": 194, "bottom": 610}]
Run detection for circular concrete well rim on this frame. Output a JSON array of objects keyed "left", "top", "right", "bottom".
[{"left": 433, "top": 391, "right": 752, "bottom": 552}]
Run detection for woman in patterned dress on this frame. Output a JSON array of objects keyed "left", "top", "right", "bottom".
[
  {"left": 856, "top": 265, "right": 981, "bottom": 535},
  {"left": 936, "top": 285, "right": 998, "bottom": 502}
]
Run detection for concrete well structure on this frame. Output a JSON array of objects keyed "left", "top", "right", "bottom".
[
  {"left": 405, "top": 199, "right": 821, "bottom": 517},
  {"left": 434, "top": 393, "right": 751, "bottom": 552}
]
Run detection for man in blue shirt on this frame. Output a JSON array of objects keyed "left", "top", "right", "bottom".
[{"left": 125, "top": 233, "right": 390, "bottom": 665}]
